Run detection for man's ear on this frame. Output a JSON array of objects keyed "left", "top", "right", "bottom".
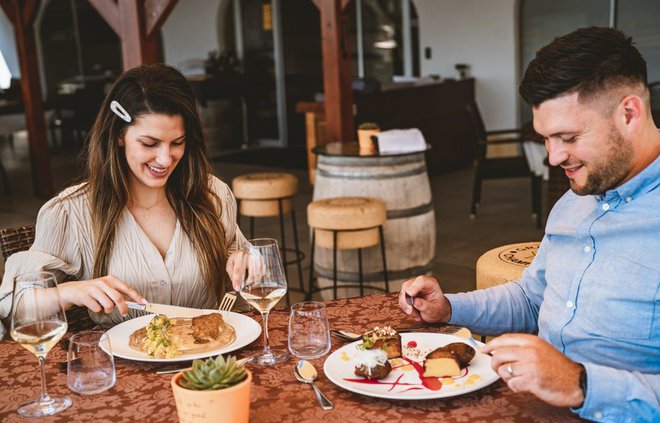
[{"left": 617, "top": 95, "right": 644, "bottom": 135}]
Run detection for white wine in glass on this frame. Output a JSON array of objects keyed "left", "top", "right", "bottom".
[
  {"left": 10, "top": 272, "right": 72, "bottom": 417},
  {"left": 239, "top": 238, "right": 290, "bottom": 365}
]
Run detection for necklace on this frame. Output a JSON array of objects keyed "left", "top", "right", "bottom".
[{"left": 131, "top": 194, "right": 167, "bottom": 220}]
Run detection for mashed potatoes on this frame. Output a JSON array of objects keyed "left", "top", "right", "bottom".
[{"left": 144, "top": 315, "right": 179, "bottom": 358}]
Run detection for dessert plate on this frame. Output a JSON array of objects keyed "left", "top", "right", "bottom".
[
  {"left": 104, "top": 310, "right": 261, "bottom": 363},
  {"left": 323, "top": 333, "right": 499, "bottom": 400}
]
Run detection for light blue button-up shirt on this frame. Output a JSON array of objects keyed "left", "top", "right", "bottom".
[{"left": 447, "top": 155, "right": 660, "bottom": 422}]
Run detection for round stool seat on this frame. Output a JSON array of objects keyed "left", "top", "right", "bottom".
[
  {"left": 476, "top": 242, "right": 540, "bottom": 290},
  {"left": 232, "top": 173, "right": 298, "bottom": 217},
  {"left": 308, "top": 197, "right": 386, "bottom": 249}
]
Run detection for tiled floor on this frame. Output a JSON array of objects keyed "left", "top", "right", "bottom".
[{"left": 0, "top": 124, "right": 545, "bottom": 302}]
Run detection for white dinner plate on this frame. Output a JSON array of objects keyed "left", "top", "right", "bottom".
[
  {"left": 323, "top": 333, "right": 499, "bottom": 400},
  {"left": 104, "top": 310, "right": 261, "bottom": 362}
]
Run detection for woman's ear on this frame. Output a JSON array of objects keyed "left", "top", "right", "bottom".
[{"left": 118, "top": 137, "right": 124, "bottom": 147}]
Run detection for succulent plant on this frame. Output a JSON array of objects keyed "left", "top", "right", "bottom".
[
  {"left": 358, "top": 122, "right": 380, "bottom": 130},
  {"left": 178, "top": 355, "right": 247, "bottom": 390}
]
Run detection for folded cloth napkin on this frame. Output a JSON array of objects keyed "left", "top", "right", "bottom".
[{"left": 374, "top": 128, "right": 427, "bottom": 154}]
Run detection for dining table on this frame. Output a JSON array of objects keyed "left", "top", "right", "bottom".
[{"left": 0, "top": 292, "right": 582, "bottom": 422}]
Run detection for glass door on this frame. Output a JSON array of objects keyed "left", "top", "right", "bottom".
[{"left": 238, "top": 0, "right": 287, "bottom": 146}]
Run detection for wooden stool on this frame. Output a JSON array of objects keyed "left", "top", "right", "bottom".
[
  {"left": 307, "top": 197, "right": 389, "bottom": 299},
  {"left": 476, "top": 241, "right": 540, "bottom": 341},
  {"left": 476, "top": 242, "right": 540, "bottom": 290},
  {"left": 232, "top": 172, "right": 304, "bottom": 303}
]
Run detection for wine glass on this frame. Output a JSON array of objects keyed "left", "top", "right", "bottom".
[
  {"left": 10, "top": 271, "right": 72, "bottom": 417},
  {"left": 239, "top": 238, "right": 290, "bottom": 365}
]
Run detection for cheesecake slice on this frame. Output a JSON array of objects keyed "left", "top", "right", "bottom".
[{"left": 422, "top": 349, "right": 462, "bottom": 377}]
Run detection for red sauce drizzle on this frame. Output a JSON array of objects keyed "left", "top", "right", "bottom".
[{"left": 344, "top": 346, "right": 471, "bottom": 393}]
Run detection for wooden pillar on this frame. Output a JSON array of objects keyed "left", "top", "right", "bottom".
[
  {"left": 89, "top": 0, "right": 177, "bottom": 70},
  {"left": 0, "top": 0, "right": 53, "bottom": 198},
  {"left": 313, "top": 0, "right": 354, "bottom": 144}
]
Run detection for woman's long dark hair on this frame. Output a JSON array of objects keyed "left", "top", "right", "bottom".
[{"left": 80, "top": 64, "right": 228, "bottom": 300}]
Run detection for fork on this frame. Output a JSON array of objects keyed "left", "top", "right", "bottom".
[{"left": 218, "top": 291, "right": 237, "bottom": 312}]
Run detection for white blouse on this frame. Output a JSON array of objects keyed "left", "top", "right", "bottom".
[{"left": 0, "top": 176, "right": 246, "bottom": 327}]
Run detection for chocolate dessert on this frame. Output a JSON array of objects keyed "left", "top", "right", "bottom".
[{"left": 362, "top": 326, "right": 402, "bottom": 359}]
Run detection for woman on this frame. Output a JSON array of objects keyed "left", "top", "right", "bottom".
[{"left": 0, "top": 64, "right": 246, "bottom": 327}]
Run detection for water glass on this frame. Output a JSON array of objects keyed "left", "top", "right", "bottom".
[
  {"left": 67, "top": 331, "right": 116, "bottom": 395},
  {"left": 288, "top": 302, "right": 331, "bottom": 359}
]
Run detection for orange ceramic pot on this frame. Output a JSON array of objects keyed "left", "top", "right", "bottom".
[
  {"left": 358, "top": 129, "right": 379, "bottom": 154},
  {"left": 171, "top": 369, "right": 252, "bottom": 423}
]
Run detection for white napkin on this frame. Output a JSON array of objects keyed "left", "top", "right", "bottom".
[
  {"left": 522, "top": 141, "right": 549, "bottom": 180},
  {"left": 375, "top": 128, "right": 427, "bottom": 154}
]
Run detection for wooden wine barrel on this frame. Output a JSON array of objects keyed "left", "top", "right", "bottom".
[{"left": 312, "top": 149, "right": 436, "bottom": 299}]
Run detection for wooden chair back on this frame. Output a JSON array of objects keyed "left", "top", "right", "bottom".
[{"left": 0, "top": 225, "right": 96, "bottom": 332}]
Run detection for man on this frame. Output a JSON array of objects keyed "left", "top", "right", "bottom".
[{"left": 399, "top": 27, "right": 659, "bottom": 422}]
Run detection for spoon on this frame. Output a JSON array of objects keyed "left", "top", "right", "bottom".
[{"left": 294, "top": 360, "right": 334, "bottom": 410}]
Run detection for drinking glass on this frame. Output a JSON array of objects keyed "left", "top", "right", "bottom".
[
  {"left": 238, "top": 238, "right": 290, "bottom": 365},
  {"left": 288, "top": 302, "right": 331, "bottom": 359},
  {"left": 67, "top": 331, "right": 116, "bottom": 395},
  {"left": 9, "top": 271, "right": 72, "bottom": 417}
]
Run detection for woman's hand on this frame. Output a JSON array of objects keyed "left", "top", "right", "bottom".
[
  {"left": 226, "top": 251, "right": 244, "bottom": 290},
  {"left": 58, "top": 275, "right": 146, "bottom": 316},
  {"left": 226, "top": 250, "right": 266, "bottom": 290}
]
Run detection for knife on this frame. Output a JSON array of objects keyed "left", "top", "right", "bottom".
[{"left": 126, "top": 301, "right": 205, "bottom": 318}]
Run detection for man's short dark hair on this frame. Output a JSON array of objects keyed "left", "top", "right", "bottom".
[{"left": 519, "top": 27, "right": 647, "bottom": 107}]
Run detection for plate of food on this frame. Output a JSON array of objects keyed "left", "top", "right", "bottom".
[
  {"left": 104, "top": 310, "right": 261, "bottom": 362},
  {"left": 323, "top": 327, "right": 499, "bottom": 400}
]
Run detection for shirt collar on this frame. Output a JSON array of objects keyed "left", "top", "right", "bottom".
[{"left": 599, "top": 154, "right": 660, "bottom": 202}]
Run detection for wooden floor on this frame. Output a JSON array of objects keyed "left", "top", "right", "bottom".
[{"left": 0, "top": 124, "right": 545, "bottom": 301}]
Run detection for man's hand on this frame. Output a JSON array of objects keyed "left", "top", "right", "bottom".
[
  {"left": 481, "top": 334, "right": 585, "bottom": 408},
  {"left": 59, "top": 275, "right": 146, "bottom": 316},
  {"left": 398, "top": 275, "right": 452, "bottom": 323}
]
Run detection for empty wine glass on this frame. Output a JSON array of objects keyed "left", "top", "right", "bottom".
[
  {"left": 239, "top": 238, "right": 290, "bottom": 365},
  {"left": 10, "top": 271, "right": 72, "bottom": 417}
]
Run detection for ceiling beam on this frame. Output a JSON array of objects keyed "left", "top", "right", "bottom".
[
  {"left": 317, "top": 0, "right": 355, "bottom": 144},
  {"left": 312, "top": 0, "right": 352, "bottom": 11},
  {"left": 145, "top": 0, "right": 178, "bottom": 40},
  {"left": 90, "top": 0, "right": 177, "bottom": 70},
  {"left": 88, "top": 0, "right": 120, "bottom": 35},
  {"left": 4, "top": 0, "right": 53, "bottom": 198},
  {"left": 21, "top": 0, "right": 38, "bottom": 27}
]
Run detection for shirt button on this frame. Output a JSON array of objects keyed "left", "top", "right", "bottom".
[
  {"left": 584, "top": 245, "right": 591, "bottom": 253},
  {"left": 594, "top": 411, "right": 603, "bottom": 419},
  {"left": 566, "top": 301, "right": 574, "bottom": 309},
  {"left": 602, "top": 203, "right": 610, "bottom": 211},
  {"left": 159, "top": 280, "right": 168, "bottom": 287},
  {"left": 625, "top": 196, "right": 632, "bottom": 203}
]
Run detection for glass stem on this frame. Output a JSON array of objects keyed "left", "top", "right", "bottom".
[
  {"left": 261, "top": 311, "right": 271, "bottom": 351},
  {"left": 38, "top": 356, "right": 52, "bottom": 404}
]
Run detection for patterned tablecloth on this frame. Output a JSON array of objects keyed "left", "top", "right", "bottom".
[{"left": 0, "top": 293, "right": 582, "bottom": 422}]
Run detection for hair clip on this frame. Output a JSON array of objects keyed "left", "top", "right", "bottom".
[{"left": 110, "top": 100, "right": 132, "bottom": 123}]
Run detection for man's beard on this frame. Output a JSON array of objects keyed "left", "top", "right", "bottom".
[{"left": 568, "top": 128, "right": 633, "bottom": 196}]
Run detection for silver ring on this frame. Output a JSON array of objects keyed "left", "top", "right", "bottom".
[{"left": 506, "top": 364, "right": 514, "bottom": 377}]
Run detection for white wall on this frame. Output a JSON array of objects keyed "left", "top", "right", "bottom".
[
  {"left": 414, "top": 0, "right": 519, "bottom": 129},
  {"left": 161, "top": 0, "right": 226, "bottom": 74},
  {"left": 0, "top": 8, "right": 20, "bottom": 77}
]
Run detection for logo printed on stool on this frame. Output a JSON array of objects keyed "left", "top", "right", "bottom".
[{"left": 498, "top": 243, "right": 540, "bottom": 266}]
